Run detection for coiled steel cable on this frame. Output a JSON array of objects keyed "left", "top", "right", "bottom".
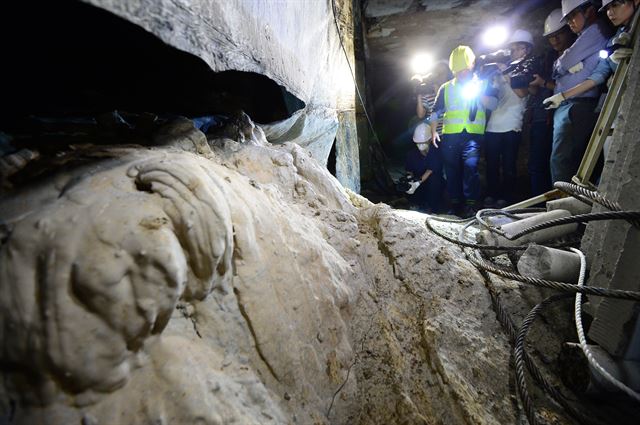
[
  {"left": 425, "top": 183, "right": 640, "bottom": 423},
  {"left": 505, "top": 211, "right": 640, "bottom": 241},
  {"left": 554, "top": 182, "right": 621, "bottom": 212},
  {"left": 459, "top": 224, "right": 604, "bottom": 425},
  {"left": 555, "top": 181, "right": 640, "bottom": 228},
  {"left": 514, "top": 294, "right": 575, "bottom": 425},
  {"left": 425, "top": 217, "right": 575, "bottom": 252},
  {"left": 474, "top": 208, "right": 546, "bottom": 236},
  {"left": 572, "top": 248, "right": 640, "bottom": 402},
  {"left": 480, "top": 268, "right": 604, "bottom": 425},
  {"left": 467, "top": 252, "right": 640, "bottom": 301}
]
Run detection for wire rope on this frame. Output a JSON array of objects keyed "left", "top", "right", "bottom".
[{"left": 572, "top": 248, "right": 640, "bottom": 402}]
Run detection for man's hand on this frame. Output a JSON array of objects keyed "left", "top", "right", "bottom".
[
  {"left": 568, "top": 62, "right": 584, "bottom": 74},
  {"left": 431, "top": 132, "right": 440, "bottom": 148},
  {"left": 405, "top": 180, "right": 422, "bottom": 195},
  {"left": 611, "top": 47, "right": 633, "bottom": 64},
  {"left": 543, "top": 92, "right": 565, "bottom": 109}
]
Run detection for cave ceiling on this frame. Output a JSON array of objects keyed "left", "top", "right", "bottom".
[{"left": 364, "top": 0, "right": 556, "bottom": 67}]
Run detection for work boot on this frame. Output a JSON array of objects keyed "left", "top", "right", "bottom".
[
  {"left": 483, "top": 196, "right": 497, "bottom": 209},
  {"left": 495, "top": 199, "right": 508, "bottom": 209},
  {"left": 461, "top": 204, "right": 479, "bottom": 219},
  {"left": 446, "top": 202, "right": 463, "bottom": 217}
]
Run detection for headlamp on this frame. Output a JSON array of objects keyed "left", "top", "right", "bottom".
[
  {"left": 599, "top": 44, "right": 624, "bottom": 59},
  {"left": 411, "top": 53, "right": 434, "bottom": 75},
  {"left": 482, "top": 26, "right": 509, "bottom": 48},
  {"left": 462, "top": 78, "right": 482, "bottom": 100}
]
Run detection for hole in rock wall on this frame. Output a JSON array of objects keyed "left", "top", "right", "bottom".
[
  {"left": 0, "top": 0, "right": 305, "bottom": 146},
  {"left": 327, "top": 138, "right": 337, "bottom": 177}
]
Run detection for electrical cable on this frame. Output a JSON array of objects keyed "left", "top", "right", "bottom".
[
  {"left": 330, "top": 0, "right": 380, "bottom": 143},
  {"left": 572, "top": 248, "right": 640, "bottom": 402}
]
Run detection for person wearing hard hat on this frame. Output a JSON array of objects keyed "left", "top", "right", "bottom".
[
  {"left": 527, "top": 9, "right": 576, "bottom": 197},
  {"left": 429, "top": 45, "right": 498, "bottom": 217},
  {"left": 543, "top": 0, "right": 613, "bottom": 185},
  {"left": 544, "top": 0, "right": 639, "bottom": 159},
  {"left": 404, "top": 122, "right": 443, "bottom": 212},
  {"left": 530, "top": 8, "right": 577, "bottom": 93},
  {"left": 483, "top": 29, "right": 534, "bottom": 208}
]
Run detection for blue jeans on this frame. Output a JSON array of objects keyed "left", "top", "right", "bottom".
[
  {"left": 528, "top": 121, "right": 553, "bottom": 196},
  {"left": 485, "top": 131, "right": 521, "bottom": 202},
  {"left": 551, "top": 100, "right": 597, "bottom": 184},
  {"left": 440, "top": 131, "right": 481, "bottom": 205}
]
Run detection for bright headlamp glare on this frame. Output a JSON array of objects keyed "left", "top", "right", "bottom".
[
  {"left": 462, "top": 79, "right": 482, "bottom": 100},
  {"left": 599, "top": 44, "right": 624, "bottom": 59}
]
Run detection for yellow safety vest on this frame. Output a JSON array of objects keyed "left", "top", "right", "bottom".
[{"left": 442, "top": 79, "right": 487, "bottom": 135}]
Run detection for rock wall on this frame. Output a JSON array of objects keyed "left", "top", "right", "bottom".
[
  {"left": 582, "top": 28, "right": 640, "bottom": 357},
  {"left": 81, "top": 0, "right": 363, "bottom": 191},
  {"left": 0, "top": 118, "right": 546, "bottom": 424}
]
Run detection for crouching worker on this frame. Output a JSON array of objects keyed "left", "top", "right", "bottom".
[{"left": 404, "top": 123, "right": 443, "bottom": 213}]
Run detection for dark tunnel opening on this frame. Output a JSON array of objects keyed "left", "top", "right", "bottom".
[{"left": 0, "top": 0, "right": 305, "bottom": 133}]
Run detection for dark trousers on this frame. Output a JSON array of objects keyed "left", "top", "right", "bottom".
[
  {"left": 528, "top": 121, "right": 553, "bottom": 196},
  {"left": 485, "top": 130, "right": 521, "bottom": 202},
  {"left": 551, "top": 99, "right": 598, "bottom": 184},
  {"left": 440, "top": 131, "right": 481, "bottom": 205}
]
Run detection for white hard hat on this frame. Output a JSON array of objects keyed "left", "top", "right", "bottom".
[
  {"left": 507, "top": 29, "right": 533, "bottom": 46},
  {"left": 561, "top": 0, "right": 592, "bottom": 22},
  {"left": 599, "top": 0, "right": 615, "bottom": 12},
  {"left": 543, "top": 9, "right": 567, "bottom": 37},
  {"left": 413, "top": 123, "right": 431, "bottom": 144}
]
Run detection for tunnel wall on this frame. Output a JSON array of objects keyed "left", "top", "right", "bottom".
[
  {"left": 582, "top": 27, "right": 640, "bottom": 357},
  {"left": 84, "top": 0, "right": 362, "bottom": 191}
]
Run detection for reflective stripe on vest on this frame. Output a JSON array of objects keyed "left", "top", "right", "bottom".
[{"left": 442, "top": 80, "right": 486, "bottom": 135}]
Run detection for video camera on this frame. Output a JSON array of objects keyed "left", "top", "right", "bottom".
[
  {"left": 411, "top": 73, "right": 436, "bottom": 96},
  {"left": 395, "top": 172, "right": 421, "bottom": 193},
  {"left": 475, "top": 49, "right": 541, "bottom": 89},
  {"left": 475, "top": 49, "right": 511, "bottom": 79}
]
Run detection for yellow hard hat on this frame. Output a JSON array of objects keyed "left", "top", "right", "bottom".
[{"left": 449, "top": 45, "right": 476, "bottom": 74}]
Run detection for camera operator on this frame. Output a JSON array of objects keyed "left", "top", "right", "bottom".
[
  {"left": 483, "top": 29, "right": 536, "bottom": 207},
  {"left": 404, "top": 123, "right": 443, "bottom": 213},
  {"left": 527, "top": 9, "right": 575, "bottom": 197},
  {"left": 416, "top": 61, "right": 452, "bottom": 126}
]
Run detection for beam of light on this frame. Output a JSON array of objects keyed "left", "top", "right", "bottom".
[
  {"left": 482, "top": 26, "right": 509, "bottom": 48},
  {"left": 599, "top": 49, "right": 610, "bottom": 59},
  {"left": 462, "top": 79, "right": 482, "bottom": 100},
  {"left": 410, "top": 53, "right": 434, "bottom": 75}
]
